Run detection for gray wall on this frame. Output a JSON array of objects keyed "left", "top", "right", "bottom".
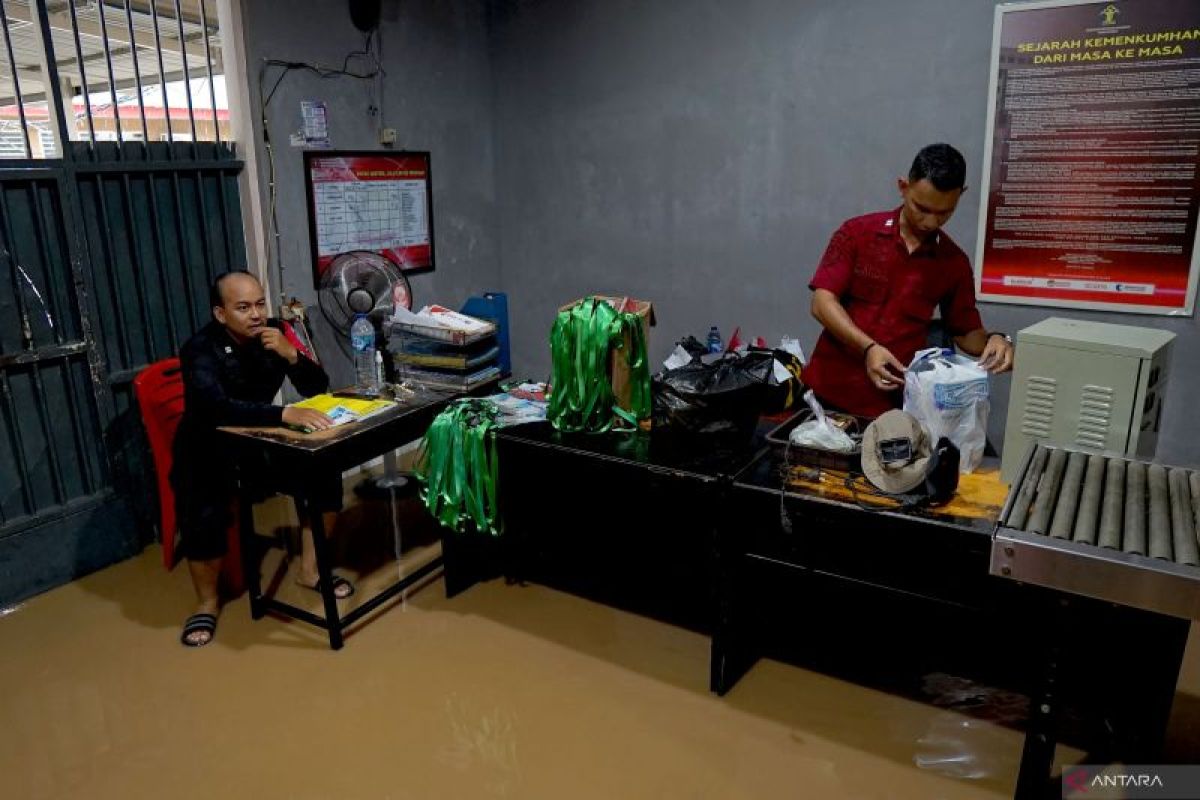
[
  {"left": 242, "top": 0, "right": 500, "bottom": 387},
  {"left": 240, "top": 0, "right": 1198, "bottom": 465},
  {"left": 488, "top": 0, "right": 1199, "bottom": 465}
]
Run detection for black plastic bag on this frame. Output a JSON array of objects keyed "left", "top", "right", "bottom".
[{"left": 652, "top": 350, "right": 773, "bottom": 436}]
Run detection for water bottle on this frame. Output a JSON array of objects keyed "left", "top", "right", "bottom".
[
  {"left": 350, "top": 314, "right": 379, "bottom": 395},
  {"left": 707, "top": 325, "right": 722, "bottom": 354}
]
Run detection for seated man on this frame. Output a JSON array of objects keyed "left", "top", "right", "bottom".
[
  {"left": 803, "top": 143, "right": 1014, "bottom": 418},
  {"left": 171, "top": 270, "right": 353, "bottom": 647}
]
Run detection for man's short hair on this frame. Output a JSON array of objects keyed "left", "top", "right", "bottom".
[
  {"left": 209, "top": 269, "right": 256, "bottom": 308},
  {"left": 908, "top": 143, "right": 966, "bottom": 192}
]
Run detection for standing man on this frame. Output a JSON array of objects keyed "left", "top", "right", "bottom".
[
  {"left": 803, "top": 143, "right": 1014, "bottom": 418},
  {"left": 172, "top": 270, "right": 353, "bottom": 647}
]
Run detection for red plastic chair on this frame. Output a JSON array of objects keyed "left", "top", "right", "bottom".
[{"left": 134, "top": 358, "right": 243, "bottom": 593}]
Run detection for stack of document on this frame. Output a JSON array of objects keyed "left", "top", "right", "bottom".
[{"left": 289, "top": 394, "right": 395, "bottom": 426}]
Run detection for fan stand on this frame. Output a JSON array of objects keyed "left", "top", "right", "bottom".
[{"left": 355, "top": 450, "right": 416, "bottom": 499}]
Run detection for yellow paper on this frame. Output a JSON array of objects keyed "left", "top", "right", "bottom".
[{"left": 290, "top": 394, "right": 394, "bottom": 426}]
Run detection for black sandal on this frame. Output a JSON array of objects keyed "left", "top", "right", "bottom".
[
  {"left": 180, "top": 612, "right": 218, "bottom": 647},
  {"left": 298, "top": 575, "right": 356, "bottom": 600}
]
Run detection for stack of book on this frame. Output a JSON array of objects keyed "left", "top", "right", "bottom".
[{"left": 388, "top": 305, "right": 502, "bottom": 391}]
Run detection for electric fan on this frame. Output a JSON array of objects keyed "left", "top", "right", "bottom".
[{"left": 318, "top": 250, "right": 413, "bottom": 336}]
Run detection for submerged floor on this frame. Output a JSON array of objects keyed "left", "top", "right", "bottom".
[{"left": 2, "top": 494, "right": 1197, "bottom": 799}]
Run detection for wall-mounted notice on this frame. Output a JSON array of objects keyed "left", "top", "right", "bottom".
[
  {"left": 303, "top": 150, "right": 435, "bottom": 287},
  {"left": 300, "top": 100, "right": 330, "bottom": 148},
  {"left": 975, "top": 0, "right": 1200, "bottom": 315}
]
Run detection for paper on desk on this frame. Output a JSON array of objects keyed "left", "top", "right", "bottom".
[{"left": 391, "top": 304, "right": 492, "bottom": 333}]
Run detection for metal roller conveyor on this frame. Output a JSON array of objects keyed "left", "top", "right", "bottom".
[{"left": 992, "top": 443, "right": 1200, "bottom": 620}]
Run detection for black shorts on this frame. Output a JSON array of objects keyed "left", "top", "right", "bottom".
[{"left": 171, "top": 447, "right": 343, "bottom": 562}]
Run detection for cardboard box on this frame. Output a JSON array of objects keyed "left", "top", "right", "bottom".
[{"left": 558, "top": 296, "right": 656, "bottom": 427}]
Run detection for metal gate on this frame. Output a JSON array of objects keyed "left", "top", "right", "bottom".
[{"left": 0, "top": 1, "right": 244, "bottom": 603}]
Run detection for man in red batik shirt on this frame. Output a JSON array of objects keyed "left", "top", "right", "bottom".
[{"left": 803, "top": 143, "right": 1014, "bottom": 418}]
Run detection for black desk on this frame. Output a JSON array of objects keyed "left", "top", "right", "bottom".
[
  {"left": 217, "top": 387, "right": 456, "bottom": 649},
  {"left": 482, "top": 422, "right": 766, "bottom": 631},
  {"left": 725, "top": 447, "right": 1191, "bottom": 799}
]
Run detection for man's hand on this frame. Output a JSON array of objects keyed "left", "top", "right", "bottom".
[
  {"left": 282, "top": 406, "right": 333, "bottom": 433},
  {"left": 977, "top": 334, "right": 1014, "bottom": 373},
  {"left": 865, "top": 343, "right": 906, "bottom": 391},
  {"left": 258, "top": 327, "right": 299, "bottom": 365}
]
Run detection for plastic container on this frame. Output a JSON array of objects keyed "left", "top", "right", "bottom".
[
  {"left": 765, "top": 409, "right": 869, "bottom": 472},
  {"left": 707, "top": 326, "right": 722, "bottom": 354},
  {"left": 351, "top": 313, "right": 380, "bottom": 396}
]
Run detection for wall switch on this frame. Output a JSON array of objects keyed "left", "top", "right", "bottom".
[{"left": 380, "top": 127, "right": 397, "bottom": 145}]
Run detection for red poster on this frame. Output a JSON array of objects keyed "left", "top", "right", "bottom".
[
  {"left": 304, "top": 151, "right": 434, "bottom": 285},
  {"left": 976, "top": 0, "right": 1200, "bottom": 314}
]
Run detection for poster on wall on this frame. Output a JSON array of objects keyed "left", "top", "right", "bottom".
[
  {"left": 975, "top": 0, "right": 1200, "bottom": 315},
  {"left": 304, "top": 150, "right": 435, "bottom": 288}
]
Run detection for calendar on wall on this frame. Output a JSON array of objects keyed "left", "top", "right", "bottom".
[{"left": 304, "top": 150, "right": 435, "bottom": 287}]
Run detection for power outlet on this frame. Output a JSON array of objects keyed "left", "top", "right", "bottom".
[{"left": 379, "top": 127, "right": 397, "bottom": 146}]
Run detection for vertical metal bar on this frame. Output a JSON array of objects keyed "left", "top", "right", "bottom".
[
  {"left": 123, "top": 0, "right": 150, "bottom": 146},
  {"left": 193, "top": 169, "right": 216, "bottom": 286},
  {"left": 168, "top": 174, "right": 199, "bottom": 332},
  {"left": 0, "top": 1, "right": 32, "bottom": 159},
  {"left": 118, "top": 173, "right": 157, "bottom": 362},
  {"left": 198, "top": 0, "right": 221, "bottom": 146},
  {"left": 52, "top": 163, "right": 119, "bottom": 491},
  {"left": 29, "top": 362, "right": 68, "bottom": 506},
  {"left": 143, "top": 172, "right": 182, "bottom": 351},
  {"left": 149, "top": 0, "right": 173, "bottom": 147},
  {"left": 96, "top": 0, "right": 125, "bottom": 144},
  {"left": 216, "top": 167, "right": 235, "bottom": 268},
  {"left": 63, "top": 356, "right": 97, "bottom": 494},
  {"left": 90, "top": 174, "right": 133, "bottom": 369},
  {"left": 150, "top": 0, "right": 201, "bottom": 330},
  {"left": 26, "top": 182, "right": 67, "bottom": 345},
  {"left": 173, "top": 0, "right": 198, "bottom": 153},
  {"left": 67, "top": 0, "right": 97, "bottom": 145},
  {"left": 31, "top": 176, "right": 97, "bottom": 493},
  {"left": 33, "top": 0, "right": 72, "bottom": 149},
  {"left": 0, "top": 184, "right": 34, "bottom": 350},
  {"left": 0, "top": 370, "right": 36, "bottom": 516}
]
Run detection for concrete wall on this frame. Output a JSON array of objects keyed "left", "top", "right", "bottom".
[
  {"left": 241, "top": 0, "right": 499, "bottom": 387},
  {"left": 488, "top": 0, "right": 1199, "bottom": 465},
  {"left": 238, "top": 0, "right": 1198, "bottom": 464}
]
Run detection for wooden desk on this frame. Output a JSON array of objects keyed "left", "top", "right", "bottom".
[{"left": 217, "top": 388, "right": 456, "bottom": 649}]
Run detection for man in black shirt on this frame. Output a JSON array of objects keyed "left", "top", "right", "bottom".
[{"left": 172, "top": 271, "right": 351, "bottom": 647}]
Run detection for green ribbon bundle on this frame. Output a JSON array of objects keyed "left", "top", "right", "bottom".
[
  {"left": 548, "top": 297, "right": 651, "bottom": 433},
  {"left": 415, "top": 399, "right": 501, "bottom": 535}
]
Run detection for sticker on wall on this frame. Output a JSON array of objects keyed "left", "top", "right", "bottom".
[{"left": 300, "top": 100, "right": 331, "bottom": 148}]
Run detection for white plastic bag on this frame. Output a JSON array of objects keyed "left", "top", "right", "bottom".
[
  {"left": 789, "top": 390, "right": 855, "bottom": 452},
  {"left": 902, "top": 348, "right": 989, "bottom": 472}
]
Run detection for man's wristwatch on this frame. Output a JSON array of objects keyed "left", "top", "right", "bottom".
[{"left": 988, "top": 332, "right": 1013, "bottom": 345}]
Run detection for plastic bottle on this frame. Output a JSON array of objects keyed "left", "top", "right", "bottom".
[
  {"left": 350, "top": 313, "right": 379, "bottom": 395},
  {"left": 707, "top": 325, "right": 722, "bottom": 354}
]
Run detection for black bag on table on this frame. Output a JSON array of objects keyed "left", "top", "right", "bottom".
[{"left": 652, "top": 348, "right": 773, "bottom": 437}]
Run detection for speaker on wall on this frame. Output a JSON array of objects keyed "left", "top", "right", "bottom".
[{"left": 349, "top": 0, "right": 382, "bottom": 32}]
